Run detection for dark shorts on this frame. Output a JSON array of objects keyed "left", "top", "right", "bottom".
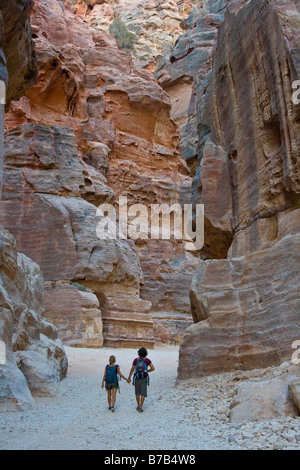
[
  {"left": 134, "top": 377, "right": 148, "bottom": 397},
  {"left": 105, "top": 382, "right": 118, "bottom": 391}
]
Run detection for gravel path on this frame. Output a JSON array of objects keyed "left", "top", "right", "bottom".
[{"left": 0, "top": 346, "right": 299, "bottom": 450}]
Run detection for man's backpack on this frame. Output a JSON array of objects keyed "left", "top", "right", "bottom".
[
  {"left": 133, "top": 357, "right": 149, "bottom": 384},
  {"left": 105, "top": 364, "right": 118, "bottom": 384}
]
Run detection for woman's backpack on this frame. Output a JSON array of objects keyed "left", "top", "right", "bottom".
[{"left": 105, "top": 364, "right": 118, "bottom": 383}]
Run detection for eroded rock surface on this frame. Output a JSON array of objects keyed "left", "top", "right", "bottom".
[
  {"left": 0, "top": 0, "right": 198, "bottom": 347},
  {"left": 229, "top": 378, "right": 299, "bottom": 422},
  {"left": 0, "top": 0, "right": 67, "bottom": 409},
  {"left": 65, "top": 0, "right": 194, "bottom": 72},
  {"left": 176, "top": 0, "right": 300, "bottom": 379},
  {"left": 0, "top": 225, "right": 67, "bottom": 408},
  {"left": 0, "top": 0, "right": 38, "bottom": 109},
  {"left": 156, "top": 0, "right": 234, "bottom": 259}
]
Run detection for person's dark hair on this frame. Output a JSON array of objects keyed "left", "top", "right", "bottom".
[{"left": 138, "top": 347, "right": 148, "bottom": 358}]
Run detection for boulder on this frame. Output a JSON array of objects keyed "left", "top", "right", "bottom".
[
  {"left": 0, "top": 363, "right": 35, "bottom": 411},
  {"left": 44, "top": 283, "right": 103, "bottom": 348},
  {"left": 15, "top": 334, "right": 67, "bottom": 397},
  {"left": 289, "top": 379, "right": 300, "bottom": 414},
  {"left": 230, "top": 378, "right": 299, "bottom": 422}
]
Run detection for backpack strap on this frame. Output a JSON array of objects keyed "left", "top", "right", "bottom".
[
  {"left": 116, "top": 365, "right": 121, "bottom": 393},
  {"left": 133, "top": 358, "right": 139, "bottom": 384}
]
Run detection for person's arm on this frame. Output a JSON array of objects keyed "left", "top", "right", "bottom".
[
  {"left": 101, "top": 366, "right": 106, "bottom": 388},
  {"left": 117, "top": 366, "right": 130, "bottom": 384},
  {"left": 148, "top": 362, "right": 155, "bottom": 373},
  {"left": 128, "top": 364, "right": 135, "bottom": 382}
]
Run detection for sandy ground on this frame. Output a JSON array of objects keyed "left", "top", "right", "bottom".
[{"left": 0, "top": 345, "right": 299, "bottom": 450}]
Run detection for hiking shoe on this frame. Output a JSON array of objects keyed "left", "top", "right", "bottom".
[{"left": 111, "top": 406, "right": 115, "bottom": 412}]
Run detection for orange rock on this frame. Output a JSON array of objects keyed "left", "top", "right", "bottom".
[{"left": 0, "top": 0, "right": 198, "bottom": 347}]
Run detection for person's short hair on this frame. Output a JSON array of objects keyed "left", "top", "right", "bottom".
[
  {"left": 109, "top": 355, "right": 116, "bottom": 364},
  {"left": 138, "top": 347, "right": 147, "bottom": 358}
]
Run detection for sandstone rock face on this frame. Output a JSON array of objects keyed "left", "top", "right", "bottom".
[
  {"left": 44, "top": 283, "right": 103, "bottom": 348},
  {"left": 0, "top": 0, "right": 68, "bottom": 409},
  {"left": 176, "top": 0, "right": 300, "bottom": 379},
  {"left": 100, "top": 289, "right": 154, "bottom": 348},
  {"left": 65, "top": 0, "right": 194, "bottom": 72},
  {"left": 202, "top": 0, "right": 300, "bottom": 235},
  {"left": 183, "top": 234, "right": 300, "bottom": 376},
  {"left": 0, "top": 0, "right": 38, "bottom": 109},
  {"left": 0, "top": 227, "right": 67, "bottom": 407},
  {"left": 0, "top": 0, "right": 198, "bottom": 347},
  {"left": 0, "top": 0, "right": 38, "bottom": 197},
  {"left": 156, "top": 0, "right": 233, "bottom": 259}
]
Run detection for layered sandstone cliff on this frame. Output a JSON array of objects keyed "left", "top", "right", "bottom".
[
  {"left": 65, "top": 0, "right": 194, "bottom": 72},
  {"left": 171, "top": 0, "right": 300, "bottom": 379},
  {"left": 0, "top": 0, "right": 67, "bottom": 411},
  {"left": 0, "top": 0, "right": 198, "bottom": 348},
  {"left": 2, "top": 0, "right": 298, "bottom": 383},
  {"left": 156, "top": 0, "right": 233, "bottom": 259}
]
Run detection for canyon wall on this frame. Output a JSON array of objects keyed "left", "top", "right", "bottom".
[
  {"left": 171, "top": 0, "right": 300, "bottom": 379},
  {"left": 0, "top": 0, "right": 199, "bottom": 348},
  {"left": 0, "top": 0, "right": 67, "bottom": 411},
  {"left": 2, "top": 0, "right": 298, "bottom": 380},
  {"left": 66, "top": 0, "right": 194, "bottom": 72},
  {"left": 156, "top": 0, "right": 233, "bottom": 260}
]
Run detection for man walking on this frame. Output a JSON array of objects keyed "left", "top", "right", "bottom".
[{"left": 128, "top": 347, "right": 155, "bottom": 412}]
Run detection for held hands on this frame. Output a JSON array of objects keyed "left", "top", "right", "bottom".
[{"left": 127, "top": 378, "right": 131, "bottom": 384}]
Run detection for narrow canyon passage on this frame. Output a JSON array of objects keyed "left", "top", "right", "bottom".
[
  {"left": 1, "top": 346, "right": 300, "bottom": 450},
  {"left": 0, "top": 0, "right": 299, "bottom": 452},
  {"left": 0, "top": 346, "right": 231, "bottom": 450},
  {"left": 1, "top": 346, "right": 233, "bottom": 450}
]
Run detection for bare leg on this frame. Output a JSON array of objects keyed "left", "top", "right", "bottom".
[
  {"left": 107, "top": 389, "right": 112, "bottom": 409},
  {"left": 136, "top": 395, "right": 141, "bottom": 410},
  {"left": 111, "top": 388, "right": 117, "bottom": 409},
  {"left": 140, "top": 396, "right": 145, "bottom": 411}
]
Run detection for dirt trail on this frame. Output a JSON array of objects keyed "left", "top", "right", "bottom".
[
  {"left": 0, "top": 346, "right": 299, "bottom": 450},
  {"left": 0, "top": 346, "right": 228, "bottom": 450}
]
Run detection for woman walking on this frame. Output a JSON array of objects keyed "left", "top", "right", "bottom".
[
  {"left": 128, "top": 347, "right": 155, "bottom": 412},
  {"left": 102, "top": 355, "right": 130, "bottom": 412}
]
